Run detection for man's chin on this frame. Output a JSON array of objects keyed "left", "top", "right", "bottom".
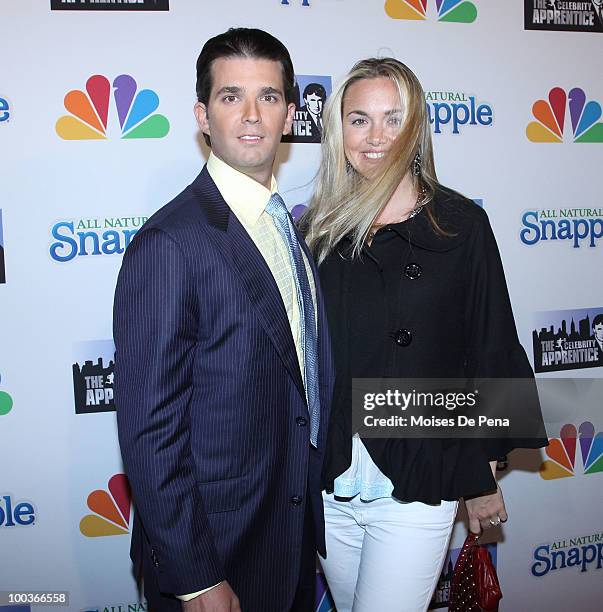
[
  {"left": 233, "top": 151, "right": 275, "bottom": 170},
  {"left": 229, "top": 158, "right": 274, "bottom": 182},
  {"left": 234, "top": 157, "right": 270, "bottom": 170}
]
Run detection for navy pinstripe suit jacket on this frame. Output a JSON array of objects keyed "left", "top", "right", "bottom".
[{"left": 113, "top": 167, "right": 334, "bottom": 611}]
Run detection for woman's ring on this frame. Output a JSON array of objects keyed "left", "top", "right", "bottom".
[{"left": 489, "top": 517, "right": 501, "bottom": 526}]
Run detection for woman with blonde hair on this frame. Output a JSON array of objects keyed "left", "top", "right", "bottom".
[{"left": 303, "top": 58, "right": 546, "bottom": 611}]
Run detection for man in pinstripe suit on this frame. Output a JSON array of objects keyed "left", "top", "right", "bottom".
[{"left": 113, "top": 28, "right": 333, "bottom": 612}]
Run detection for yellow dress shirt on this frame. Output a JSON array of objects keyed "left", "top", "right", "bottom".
[{"left": 178, "top": 153, "right": 317, "bottom": 601}]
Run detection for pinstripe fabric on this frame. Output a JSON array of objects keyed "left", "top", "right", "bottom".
[
  {"left": 238, "top": 206, "right": 318, "bottom": 387},
  {"left": 113, "top": 167, "right": 334, "bottom": 611},
  {"left": 206, "top": 153, "right": 317, "bottom": 394}
]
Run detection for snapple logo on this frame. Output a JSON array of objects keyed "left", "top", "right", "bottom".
[
  {"left": 531, "top": 535, "right": 603, "bottom": 577},
  {"left": 426, "top": 91, "right": 493, "bottom": 134},
  {"left": 0, "top": 495, "right": 36, "bottom": 527},
  {"left": 0, "top": 97, "right": 10, "bottom": 123},
  {"left": 49, "top": 216, "right": 147, "bottom": 263}
]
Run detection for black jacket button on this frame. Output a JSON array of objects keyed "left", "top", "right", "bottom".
[
  {"left": 296, "top": 416, "right": 308, "bottom": 426},
  {"left": 404, "top": 263, "right": 422, "bottom": 280},
  {"left": 291, "top": 495, "right": 303, "bottom": 505},
  {"left": 392, "top": 328, "right": 412, "bottom": 347}
]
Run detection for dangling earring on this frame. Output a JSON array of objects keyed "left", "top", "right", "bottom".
[
  {"left": 412, "top": 150, "right": 422, "bottom": 176},
  {"left": 345, "top": 159, "right": 353, "bottom": 172}
]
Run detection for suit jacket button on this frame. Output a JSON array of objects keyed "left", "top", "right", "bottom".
[
  {"left": 291, "top": 495, "right": 303, "bottom": 505},
  {"left": 392, "top": 328, "right": 412, "bottom": 347},
  {"left": 296, "top": 416, "right": 308, "bottom": 426},
  {"left": 404, "top": 262, "right": 422, "bottom": 280}
]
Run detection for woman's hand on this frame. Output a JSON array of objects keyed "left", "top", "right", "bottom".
[
  {"left": 464, "top": 461, "right": 507, "bottom": 534},
  {"left": 464, "top": 485, "right": 508, "bottom": 534}
]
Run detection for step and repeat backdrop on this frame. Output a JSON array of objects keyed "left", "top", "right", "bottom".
[{"left": 1, "top": 1, "right": 602, "bottom": 611}]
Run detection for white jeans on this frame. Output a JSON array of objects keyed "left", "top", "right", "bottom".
[{"left": 320, "top": 492, "right": 458, "bottom": 612}]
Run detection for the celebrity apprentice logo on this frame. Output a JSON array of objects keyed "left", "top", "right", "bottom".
[
  {"left": 524, "top": 0, "right": 603, "bottom": 32},
  {"left": 73, "top": 340, "right": 116, "bottom": 414},
  {"left": 282, "top": 75, "right": 332, "bottom": 144},
  {"left": 532, "top": 307, "right": 603, "bottom": 373},
  {"left": 51, "top": 1, "right": 170, "bottom": 10}
]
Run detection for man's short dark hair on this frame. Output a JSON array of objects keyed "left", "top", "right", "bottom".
[
  {"left": 593, "top": 314, "right": 603, "bottom": 327},
  {"left": 303, "top": 82, "right": 327, "bottom": 102},
  {"left": 196, "top": 28, "right": 296, "bottom": 107}
]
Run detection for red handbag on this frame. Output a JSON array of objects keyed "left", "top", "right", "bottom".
[{"left": 449, "top": 532, "right": 503, "bottom": 612}]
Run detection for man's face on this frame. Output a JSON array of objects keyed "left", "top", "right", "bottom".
[
  {"left": 304, "top": 92, "right": 324, "bottom": 115},
  {"left": 594, "top": 322, "right": 603, "bottom": 342},
  {"left": 195, "top": 57, "right": 295, "bottom": 185}
]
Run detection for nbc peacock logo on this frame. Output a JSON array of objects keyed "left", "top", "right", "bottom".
[
  {"left": 0, "top": 372, "right": 13, "bottom": 417},
  {"left": 385, "top": 0, "right": 478, "bottom": 23},
  {"left": 56, "top": 74, "right": 170, "bottom": 140},
  {"left": 526, "top": 87, "right": 603, "bottom": 144},
  {"left": 80, "top": 473, "right": 132, "bottom": 537},
  {"left": 540, "top": 422, "right": 603, "bottom": 480}
]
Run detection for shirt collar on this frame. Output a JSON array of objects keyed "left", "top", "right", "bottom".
[{"left": 206, "top": 152, "right": 278, "bottom": 227}]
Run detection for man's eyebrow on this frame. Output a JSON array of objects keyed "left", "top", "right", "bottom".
[
  {"left": 259, "top": 86, "right": 283, "bottom": 96},
  {"left": 214, "top": 86, "right": 243, "bottom": 96},
  {"left": 213, "top": 85, "right": 284, "bottom": 97}
]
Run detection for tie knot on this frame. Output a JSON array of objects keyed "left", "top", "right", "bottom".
[{"left": 265, "top": 192, "right": 289, "bottom": 221}]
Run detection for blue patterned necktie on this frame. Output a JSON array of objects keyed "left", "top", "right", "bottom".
[{"left": 265, "top": 192, "right": 320, "bottom": 447}]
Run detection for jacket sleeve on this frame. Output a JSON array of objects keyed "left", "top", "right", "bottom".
[
  {"left": 113, "top": 227, "right": 225, "bottom": 595},
  {"left": 463, "top": 208, "right": 547, "bottom": 459}
]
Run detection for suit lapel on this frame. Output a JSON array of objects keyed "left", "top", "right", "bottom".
[{"left": 191, "top": 168, "right": 306, "bottom": 403}]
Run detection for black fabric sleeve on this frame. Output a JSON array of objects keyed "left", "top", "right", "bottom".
[{"left": 463, "top": 208, "right": 548, "bottom": 460}]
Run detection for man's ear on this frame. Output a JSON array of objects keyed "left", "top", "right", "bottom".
[
  {"left": 283, "top": 102, "right": 296, "bottom": 136},
  {"left": 194, "top": 101, "right": 210, "bottom": 137}
]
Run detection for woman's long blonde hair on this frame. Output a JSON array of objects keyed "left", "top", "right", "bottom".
[{"left": 303, "top": 57, "right": 441, "bottom": 264}]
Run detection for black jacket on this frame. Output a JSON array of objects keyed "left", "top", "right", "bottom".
[{"left": 318, "top": 186, "right": 547, "bottom": 504}]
